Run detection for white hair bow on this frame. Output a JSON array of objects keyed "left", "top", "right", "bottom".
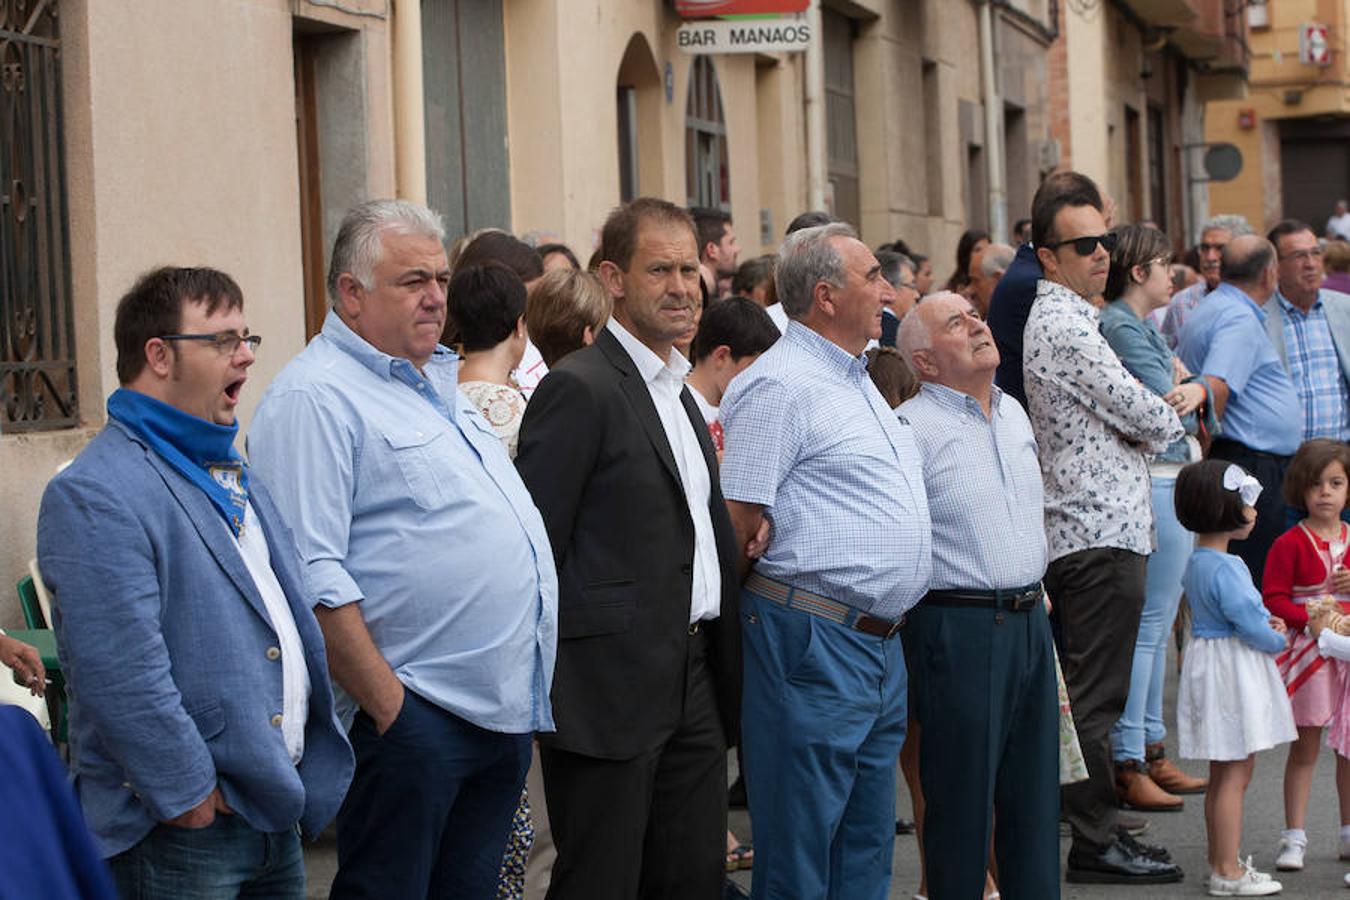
[{"left": 1222, "top": 464, "right": 1263, "bottom": 507}]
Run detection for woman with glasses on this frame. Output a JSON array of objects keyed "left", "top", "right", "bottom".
[{"left": 1099, "top": 223, "right": 1217, "bottom": 813}]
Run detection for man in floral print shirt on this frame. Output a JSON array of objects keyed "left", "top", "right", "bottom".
[{"left": 1022, "top": 172, "right": 1185, "bottom": 886}]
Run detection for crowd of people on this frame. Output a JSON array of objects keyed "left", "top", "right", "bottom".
[{"left": 4, "top": 176, "right": 1350, "bottom": 900}]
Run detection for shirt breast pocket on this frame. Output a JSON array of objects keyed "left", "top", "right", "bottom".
[{"left": 381, "top": 427, "right": 452, "bottom": 511}]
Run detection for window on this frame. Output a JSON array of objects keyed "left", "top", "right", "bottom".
[
  {"left": 618, "top": 86, "right": 638, "bottom": 203},
  {"left": 1125, "top": 106, "right": 1143, "bottom": 224},
  {"left": 1147, "top": 104, "right": 1167, "bottom": 233},
  {"left": 1, "top": 0, "right": 77, "bottom": 431},
  {"left": 822, "top": 9, "right": 858, "bottom": 227},
  {"left": 685, "top": 57, "right": 730, "bottom": 210}
]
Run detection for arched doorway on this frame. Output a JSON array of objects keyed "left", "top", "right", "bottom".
[{"left": 616, "top": 33, "right": 663, "bottom": 202}]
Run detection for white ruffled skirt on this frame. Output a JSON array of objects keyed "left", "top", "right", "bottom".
[{"left": 1177, "top": 635, "right": 1297, "bottom": 762}]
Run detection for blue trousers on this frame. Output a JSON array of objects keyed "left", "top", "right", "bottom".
[
  {"left": 1113, "top": 474, "right": 1192, "bottom": 762},
  {"left": 330, "top": 689, "right": 532, "bottom": 900},
  {"left": 740, "top": 590, "right": 908, "bottom": 900},
  {"left": 109, "top": 815, "right": 303, "bottom": 900}
]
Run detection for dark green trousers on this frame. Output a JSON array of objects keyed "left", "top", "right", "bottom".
[{"left": 911, "top": 602, "right": 1061, "bottom": 900}]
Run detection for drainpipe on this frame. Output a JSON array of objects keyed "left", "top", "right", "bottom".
[
  {"left": 978, "top": 0, "right": 1007, "bottom": 241},
  {"left": 804, "top": 0, "right": 827, "bottom": 211},
  {"left": 392, "top": 0, "right": 427, "bottom": 203}
]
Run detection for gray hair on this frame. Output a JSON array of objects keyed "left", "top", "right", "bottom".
[
  {"left": 1200, "top": 214, "right": 1254, "bottom": 239},
  {"left": 980, "top": 243, "right": 1016, "bottom": 278},
  {"left": 327, "top": 199, "right": 447, "bottom": 303},
  {"left": 775, "top": 222, "right": 859, "bottom": 318}
]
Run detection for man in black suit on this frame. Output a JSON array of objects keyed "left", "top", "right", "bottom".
[{"left": 516, "top": 197, "right": 742, "bottom": 900}]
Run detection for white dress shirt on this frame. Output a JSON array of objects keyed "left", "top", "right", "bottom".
[
  {"left": 233, "top": 502, "right": 311, "bottom": 763},
  {"left": 608, "top": 319, "right": 722, "bottom": 624}
]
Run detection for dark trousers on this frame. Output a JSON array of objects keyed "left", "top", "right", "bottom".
[
  {"left": 330, "top": 690, "right": 531, "bottom": 900},
  {"left": 1045, "top": 548, "right": 1147, "bottom": 851},
  {"left": 911, "top": 602, "right": 1060, "bottom": 900},
  {"left": 1209, "top": 438, "right": 1290, "bottom": 586},
  {"left": 541, "top": 632, "right": 727, "bottom": 900}
]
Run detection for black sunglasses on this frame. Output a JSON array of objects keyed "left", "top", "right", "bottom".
[{"left": 1047, "top": 232, "right": 1118, "bottom": 256}]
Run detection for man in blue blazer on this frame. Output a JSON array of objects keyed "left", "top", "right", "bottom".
[
  {"left": 1263, "top": 219, "right": 1350, "bottom": 445},
  {"left": 37, "top": 267, "right": 354, "bottom": 898}
]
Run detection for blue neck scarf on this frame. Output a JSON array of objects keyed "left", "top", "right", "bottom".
[{"left": 106, "top": 389, "right": 250, "bottom": 536}]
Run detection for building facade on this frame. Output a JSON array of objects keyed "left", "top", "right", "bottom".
[
  {"left": 0, "top": 0, "right": 1248, "bottom": 603},
  {"left": 1206, "top": 0, "right": 1349, "bottom": 234}
]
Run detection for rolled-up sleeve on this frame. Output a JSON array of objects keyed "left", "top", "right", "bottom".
[
  {"left": 247, "top": 389, "right": 364, "bottom": 609},
  {"left": 720, "top": 375, "right": 800, "bottom": 508}
]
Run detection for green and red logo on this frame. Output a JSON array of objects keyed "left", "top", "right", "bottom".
[{"left": 675, "top": 0, "right": 810, "bottom": 16}]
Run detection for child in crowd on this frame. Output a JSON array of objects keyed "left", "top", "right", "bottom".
[
  {"left": 1175, "top": 460, "right": 1297, "bottom": 897},
  {"left": 1264, "top": 439, "right": 1350, "bottom": 870}
]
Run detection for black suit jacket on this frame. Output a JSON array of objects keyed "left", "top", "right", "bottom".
[{"left": 516, "top": 329, "right": 742, "bottom": 760}]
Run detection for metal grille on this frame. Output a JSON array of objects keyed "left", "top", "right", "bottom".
[{"left": 1, "top": 0, "right": 77, "bottom": 432}]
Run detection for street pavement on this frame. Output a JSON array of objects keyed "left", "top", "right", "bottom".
[{"left": 304, "top": 676, "right": 1350, "bottom": 898}]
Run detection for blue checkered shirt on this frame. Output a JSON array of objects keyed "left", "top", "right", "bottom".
[
  {"left": 1278, "top": 291, "right": 1350, "bottom": 441},
  {"left": 720, "top": 322, "right": 931, "bottom": 619},
  {"left": 899, "top": 382, "right": 1047, "bottom": 591}
]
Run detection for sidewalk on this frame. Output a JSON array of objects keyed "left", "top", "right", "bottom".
[{"left": 303, "top": 678, "right": 1350, "bottom": 898}]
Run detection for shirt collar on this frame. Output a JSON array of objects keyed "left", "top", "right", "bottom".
[
  {"left": 785, "top": 320, "right": 868, "bottom": 378},
  {"left": 320, "top": 308, "right": 458, "bottom": 382},
  {"left": 918, "top": 380, "right": 1002, "bottom": 419},
  {"left": 1036, "top": 278, "right": 1100, "bottom": 321},
  {"left": 606, "top": 317, "right": 691, "bottom": 385},
  {"left": 1276, "top": 290, "right": 1323, "bottom": 317}
]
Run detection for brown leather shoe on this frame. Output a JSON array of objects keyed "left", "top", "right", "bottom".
[
  {"left": 1115, "top": 760, "right": 1183, "bottom": 811},
  {"left": 1145, "top": 742, "right": 1208, "bottom": 794}
]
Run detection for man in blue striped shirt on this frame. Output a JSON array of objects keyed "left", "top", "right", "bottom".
[
  {"left": 898, "top": 291, "right": 1059, "bottom": 899},
  {"left": 721, "top": 223, "right": 930, "bottom": 900}
]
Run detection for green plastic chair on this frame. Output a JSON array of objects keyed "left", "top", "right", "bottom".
[
  {"left": 15, "top": 570, "right": 65, "bottom": 744},
  {"left": 17, "top": 575, "right": 45, "bottom": 629}
]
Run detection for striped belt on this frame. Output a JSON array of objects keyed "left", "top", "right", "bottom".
[{"left": 743, "top": 572, "right": 904, "bottom": 639}]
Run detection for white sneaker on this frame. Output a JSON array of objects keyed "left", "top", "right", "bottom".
[
  {"left": 1276, "top": 835, "right": 1306, "bottom": 871},
  {"left": 1341, "top": 834, "right": 1350, "bottom": 861},
  {"left": 1208, "top": 858, "right": 1283, "bottom": 896}
]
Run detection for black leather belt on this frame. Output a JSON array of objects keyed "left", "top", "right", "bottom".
[{"left": 924, "top": 583, "right": 1044, "bottom": 612}]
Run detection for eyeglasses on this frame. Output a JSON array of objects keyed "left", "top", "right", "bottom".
[
  {"left": 1048, "top": 232, "right": 1118, "bottom": 256},
  {"left": 898, "top": 281, "right": 919, "bottom": 292},
  {"left": 1198, "top": 242, "right": 1227, "bottom": 254},
  {"left": 1278, "top": 248, "right": 1323, "bottom": 263},
  {"left": 160, "top": 332, "right": 262, "bottom": 354}
]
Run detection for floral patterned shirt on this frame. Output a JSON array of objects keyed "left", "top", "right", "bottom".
[{"left": 1023, "top": 279, "right": 1184, "bottom": 562}]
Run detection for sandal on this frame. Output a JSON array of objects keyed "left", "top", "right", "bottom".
[{"left": 725, "top": 842, "right": 754, "bottom": 871}]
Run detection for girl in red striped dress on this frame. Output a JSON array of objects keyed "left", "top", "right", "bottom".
[{"left": 1264, "top": 439, "right": 1350, "bottom": 871}]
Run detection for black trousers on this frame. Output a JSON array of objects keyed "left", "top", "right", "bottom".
[
  {"left": 1209, "top": 437, "right": 1290, "bottom": 587},
  {"left": 912, "top": 602, "right": 1060, "bottom": 900},
  {"left": 1045, "top": 547, "right": 1147, "bottom": 852},
  {"left": 541, "top": 633, "right": 727, "bottom": 900}
]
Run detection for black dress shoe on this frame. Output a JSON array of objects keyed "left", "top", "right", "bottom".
[
  {"left": 1116, "top": 827, "right": 1172, "bottom": 862},
  {"left": 895, "top": 818, "right": 915, "bottom": 835},
  {"left": 1066, "top": 837, "right": 1184, "bottom": 884}
]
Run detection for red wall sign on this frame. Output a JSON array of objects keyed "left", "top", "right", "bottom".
[{"left": 675, "top": 0, "right": 810, "bottom": 16}]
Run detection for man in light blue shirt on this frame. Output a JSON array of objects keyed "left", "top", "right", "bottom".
[
  {"left": 721, "top": 222, "right": 930, "bottom": 900},
  {"left": 249, "top": 200, "right": 557, "bottom": 900},
  {"left": 897, "top": 292, "right": 1059, "bottom": 899},
  {"left": 1177, "top": 235, "right": 1301, "bottom": 584}
]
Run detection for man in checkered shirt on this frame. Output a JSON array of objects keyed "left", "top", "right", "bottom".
[{"left": 720, "top": 222, "right": 930, "bottom": 900}]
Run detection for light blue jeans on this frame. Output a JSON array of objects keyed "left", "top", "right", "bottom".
[{"left": 1112, "top": 474, "right": 1193, "bottom": 763}]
